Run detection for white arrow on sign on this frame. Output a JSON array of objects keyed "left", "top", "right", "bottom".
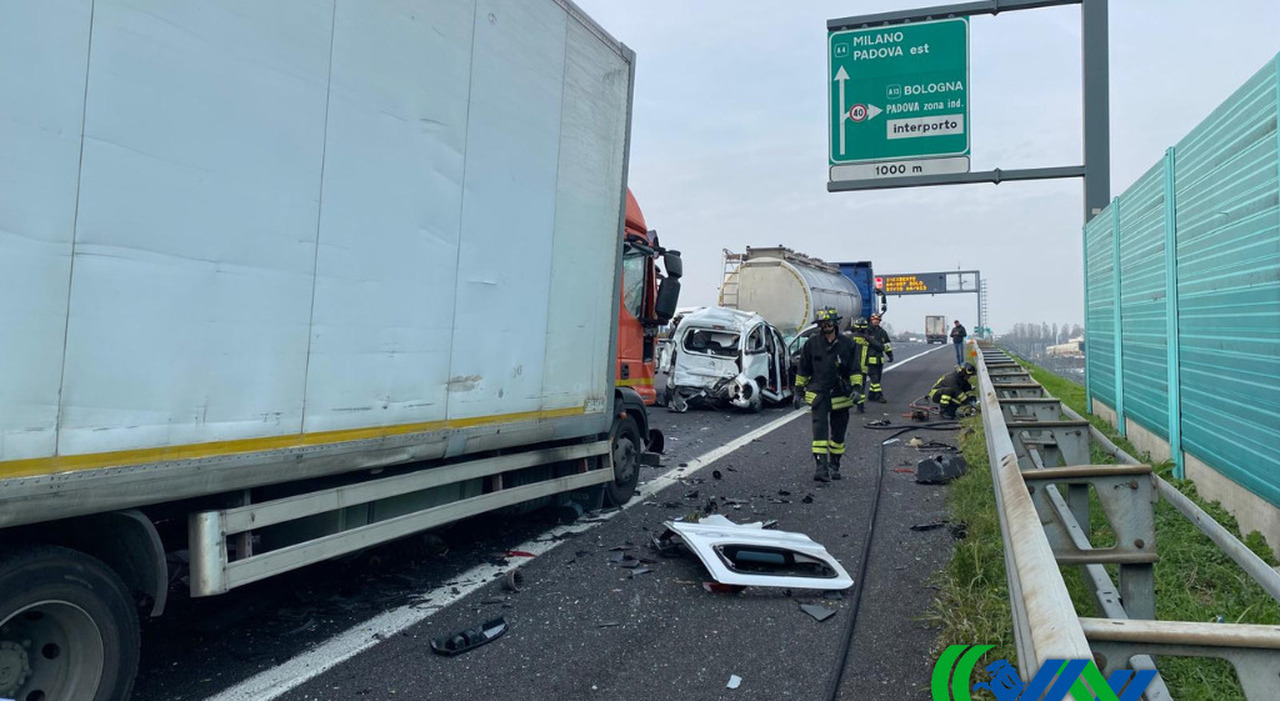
[
  {"left": 834, "top": 66, "right": 849, "bottom": 155},
  {"left": 847, "top": 103, "right": 883, "bottom": 123}
]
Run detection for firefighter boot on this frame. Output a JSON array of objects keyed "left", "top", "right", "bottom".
[
  {"left": 830, "top": 454, "right": 843, "bottom": 480},
  {"left": 812, "top": 454, "right": 831, "bottom": 483}
]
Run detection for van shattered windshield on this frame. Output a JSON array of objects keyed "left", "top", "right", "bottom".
[{"left": 682, "top": 328, "right": 740, "bottom": 358}]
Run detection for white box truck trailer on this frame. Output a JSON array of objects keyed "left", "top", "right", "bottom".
[{"left": 0, "top": 2, "right": 653, "bottom": 698}]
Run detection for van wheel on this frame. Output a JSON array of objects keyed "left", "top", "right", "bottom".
[
  {"left": 0, "top": 546, "right": 139, "bottom": 701},
  {"left": 605, "top": 417, "right": 642, "bottom": 506}
]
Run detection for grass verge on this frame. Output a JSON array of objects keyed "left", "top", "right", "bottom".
[{"left": 930, "top": 353, "right": 1280, "bottom": 700}]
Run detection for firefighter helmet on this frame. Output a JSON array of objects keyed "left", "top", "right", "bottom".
[
  {"left": 815, "top": 307, "right": 841, "bottom": 325},
  {"left": 869, "top": 313, "right": 881, "bottom": 322},
  {"left": 852, "top": 317, "right": 869, "bottom": 331},
  {"left": 961, "top": 362, "right": 976, "bottom": 376}
]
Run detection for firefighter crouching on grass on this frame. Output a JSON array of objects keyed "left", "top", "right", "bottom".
[
  {"left": 793, "top": 307, "right": 867, "bottom": 482},
  {"left": 866, "top": 313, "right": 893, "bottom": 402},
  {"left": 929, "top": 362, "right": 978, "bottom": 419}
]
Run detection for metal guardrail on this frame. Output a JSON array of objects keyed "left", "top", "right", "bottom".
[{"left": 976, "top": 343, "right": 1280, "bottom": 698}]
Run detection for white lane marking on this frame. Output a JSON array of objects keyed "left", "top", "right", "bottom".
[{"left": 207, "top": 345, "right": 944, "bottom": 701}]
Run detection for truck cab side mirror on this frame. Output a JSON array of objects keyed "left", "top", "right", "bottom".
[
  {"left": 653, "top": 250, "right": 682, "bottom": 323},
  {"left": 662, "top": 248, "right": 683, "bottom": 279}
]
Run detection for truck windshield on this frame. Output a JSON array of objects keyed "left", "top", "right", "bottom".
[
  {"left": 621, "top": 250, "right": 646, "bottom": 318},
  {"left": 682, "top": 328, "right": 740, "bottom": 357}
]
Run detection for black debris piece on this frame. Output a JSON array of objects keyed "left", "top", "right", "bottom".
[
  {"left": 799, "top": 604, "right": 837, "bottom": 622},
  {"left": 662, "top": 501, "right": 683, "bottom": 509},
  {"left": 866, "top": 419, "right": 892, "bottom": 427},
  {"left": 651, "top": 533, "right": 683, "bottom": 557},
  {"left": 915, "top": 455, "right": 968, "bottom": 484},
  {"left": 430, "top": 617, "right": 508, "bottom": 657},
  {"left": 910, "top": 522, "right": 947, "bottom": 532},
  {"left": 712, "top": 470, "right": 723, "bottom": 480},
  {"left": 822, "top": 590, "right": 844, "bottom": 601},
  {"left": 597, "top": 622, "right": 622, "bottom": 628},
  {"left": 761, "top": 519, "right": 780, "bottom": 530},
  {"left": 684, "top": 490, "right": 700, "bottom": 500},
  {"left": 778, "top": 490, "right": 792, "bottom": 496},
  {"left": 609, "top": 545, "right": 632, "bottom": 552},
  {"left": 703, "top": 499, "right": 719, "bottom": 515},
  {"left": 801, "top": 495, "right": 814, "bottom": 504},
  {"left": 949, "top": 522, "right": 969, "bottom": 540}
]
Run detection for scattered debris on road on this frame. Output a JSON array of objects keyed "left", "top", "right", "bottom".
[
  {"left": 430, "top": 617, "right": 509, "bottom": 657},
  {"left": 915, "top": 455, "right": 968, "bottom": 484},
  {"left": 726, "top": 674, "right": 743, "bottom": 690},
  {"left": 798, "top": 603, "right": 837, "bottom": 622},
  {"left": 659, "top": 514, "right": 853, "bottom": 590}
]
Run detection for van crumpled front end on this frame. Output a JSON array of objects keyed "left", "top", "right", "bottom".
[{"left": 660, "top": 307, "right": 792, "bottom": 413}]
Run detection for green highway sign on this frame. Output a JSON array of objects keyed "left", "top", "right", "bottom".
[{"left": 828, "top": 18, "right": 970, "bottom": 178}]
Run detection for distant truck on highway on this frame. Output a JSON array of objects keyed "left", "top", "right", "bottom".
[
  {"left": 926, "top": 315, "right": 949, "bottom": 344},
  {"left": 0, "top": 3, "right": 655, "bottom": 699}
]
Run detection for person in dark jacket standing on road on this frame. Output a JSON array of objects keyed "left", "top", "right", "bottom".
[
  {"left": 950, "top": 320, "right": 968, "bottom": 365},
  {"left": 865, "top": 313, "right": 894, "bottom": 402},
  {"left": 929, "top": 362, "right": 977, "bottom": 419},
  {"left": 794, "top": 308, "right": 865, "bottom": 482}
]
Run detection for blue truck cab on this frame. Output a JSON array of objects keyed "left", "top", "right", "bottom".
[{"left": 836, "top": 261, "right": 887, "bottom": 319}]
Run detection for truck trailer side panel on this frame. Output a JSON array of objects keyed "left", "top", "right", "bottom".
[{"left": 0, "top": 0, "right": 632, "bottom": 525}]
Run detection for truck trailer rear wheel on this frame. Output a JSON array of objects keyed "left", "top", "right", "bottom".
[
  {"left": 0, "top": 546, "right": 139, "bottom": 701},
  {"left": 605, "top": 417, "right": 642, "bottom": 506}
]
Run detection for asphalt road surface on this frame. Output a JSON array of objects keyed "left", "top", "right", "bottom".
[{"left": 130, "top": 342, "right": 969, "bottom": 701}]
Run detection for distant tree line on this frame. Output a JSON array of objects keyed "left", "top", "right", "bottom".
[{"left": 1000, "top": 322, "right": 1084, "bottom": 359}]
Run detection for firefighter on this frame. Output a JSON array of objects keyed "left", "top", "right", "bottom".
[
  {"left": 848, "top": 317, "right": 876, "bottom": 413},
  {"left": 866, "top": 313, "right": 894, "bottom": 402},
  {"left": 793, "top": 307, "right": 865, "bottom": 482},
  {"left": 929, "top": 362, "right": 978, "bottom": 419}
]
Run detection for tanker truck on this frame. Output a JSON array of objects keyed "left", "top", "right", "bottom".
[
  {"left": 719, "top": 247, "right": 862, "bottom": 338},
  {"left": 0, "top": 3, "right": 654, "bottom": 699}
]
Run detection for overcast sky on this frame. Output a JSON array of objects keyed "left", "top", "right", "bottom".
[{"left": 574, "top": 0, "right": 1280, "bottom": 335}]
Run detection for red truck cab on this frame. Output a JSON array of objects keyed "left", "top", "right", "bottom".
[{"left": 616, "top": 190, "right": 681, "bottom": 404}]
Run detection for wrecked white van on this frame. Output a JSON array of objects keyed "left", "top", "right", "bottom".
[{"left": 661, "top": 307, "right": 793, "bottom": 412}]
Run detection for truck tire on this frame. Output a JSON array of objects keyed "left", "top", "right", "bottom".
[
  {"left": 605, "top": 417, "right": 642, "bottom": 506},
  {"left": 0, "top": 546, "right": 139, "bottom": 701}
]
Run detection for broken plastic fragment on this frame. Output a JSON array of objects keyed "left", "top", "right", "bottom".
[
  {"left": 667, "top": 515, "right": 853, "bottom": 590},
  {"left": 430, "top": 617, "right": 508, "bottom": 656},
  {"left": 799, "top": 603, "right": 837, "bottom": 622},
  {"left": 727, "top": 675, "right": 742, "bottom": 689}
]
